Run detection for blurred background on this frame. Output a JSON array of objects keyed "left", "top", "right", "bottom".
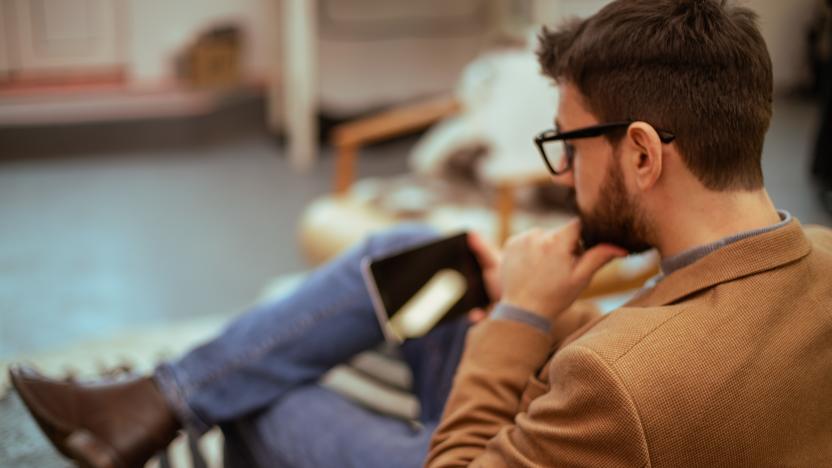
[
  {"left": 0, "top": 0, "right": 830, "bottom": 463},
  {"left": 0, "top": 0, "right": 832, "bottom": 406},
  {"left": 0, "top": 0, "right": 830, "bottom": 367}
]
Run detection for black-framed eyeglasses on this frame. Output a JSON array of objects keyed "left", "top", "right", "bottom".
[{"left": 534, "top": 121, "right": 676, "bottom": 175}]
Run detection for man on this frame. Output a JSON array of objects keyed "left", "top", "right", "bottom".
[{"left": 10, "top": 0, "right": 832, "bottom": 466}]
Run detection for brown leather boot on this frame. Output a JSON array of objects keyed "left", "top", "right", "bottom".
[{"left": 8, "top": 364, "right": 181, "bottom": 468}]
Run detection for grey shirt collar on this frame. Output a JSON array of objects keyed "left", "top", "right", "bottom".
[{"left": 660, "top": 210, "right": 792, "bottom": 277}]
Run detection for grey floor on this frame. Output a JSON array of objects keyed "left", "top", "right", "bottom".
[{"left": 0, "top": 99, "right": 414, "bottom": 358}]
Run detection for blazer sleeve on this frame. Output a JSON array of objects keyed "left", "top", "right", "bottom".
[{"left": 425, "top": 319, "right": 650, "bottom": 468}]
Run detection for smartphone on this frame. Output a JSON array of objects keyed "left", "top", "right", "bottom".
[{"left": 361, "top": 232, "right": 491, "bottom": 343}]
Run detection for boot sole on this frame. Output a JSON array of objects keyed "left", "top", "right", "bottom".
[{"left": 65, "top": 429, "right": 124, "bottom": 468}]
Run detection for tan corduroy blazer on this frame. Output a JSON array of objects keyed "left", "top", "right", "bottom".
[{"left": 426, "top": 220, "right": 832, "bottom": 467}]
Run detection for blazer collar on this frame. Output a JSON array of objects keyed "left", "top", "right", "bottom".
[{"left": 626, "top": 219, "right": 811, "bottom": 307}]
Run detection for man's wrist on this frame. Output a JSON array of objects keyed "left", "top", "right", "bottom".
[{"left": 490, "top": 302, "right": 552, "bottom": 334}]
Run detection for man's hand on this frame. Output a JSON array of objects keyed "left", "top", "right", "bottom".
[{"left": 500, "top": 220, "right": 627, "bottom": 321}]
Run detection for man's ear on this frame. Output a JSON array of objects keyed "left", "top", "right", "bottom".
[{"left": 625, "top": 122, "right": 664, "bottom": 191}]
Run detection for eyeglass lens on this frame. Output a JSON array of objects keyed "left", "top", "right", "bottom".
[{"left": 541, "top": 139, "right": 572, "bottom": 174}]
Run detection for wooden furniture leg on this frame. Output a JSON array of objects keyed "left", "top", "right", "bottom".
[{"left": 496, "top": 184, "right": 515, "bottom": 245}]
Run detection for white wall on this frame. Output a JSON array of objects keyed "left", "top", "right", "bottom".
[
  {"left": 317, "top": 0, "right": 492, "bottom": 115},
  {"left": 0, "top": 14, "right": 9, "bottom": 78},
  {"left": 531, "top": 0, "right": 819, "bottom": 92},
  {"left": 123, "top": 0, "right": 492, "bottom": 114},
  {"left": 532, "top": 0, "right": 608, "bottom": 26},
  {"left": 745, "top": 0, "right": 817, "bottom": 90},
  {"left": 110, "top": 0, "right": 823, "bottom": 93},
  {"left": 124, "top": 0, "right": 278, "bottom": 86}
]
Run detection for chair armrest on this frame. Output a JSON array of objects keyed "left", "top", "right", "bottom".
[{"left": 330, "top": 95, "right": 461, "bottom": 193}]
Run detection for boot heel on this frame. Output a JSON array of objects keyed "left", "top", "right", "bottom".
[{"left": 65, "top": 430, "right": 121, "bottom": 468}]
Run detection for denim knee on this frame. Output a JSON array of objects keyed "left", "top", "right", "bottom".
[{"left": 367, "top": 224, "right": 441, "bottom": 258}]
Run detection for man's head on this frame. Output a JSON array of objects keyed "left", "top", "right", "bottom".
[{"left": 536, "top": 0, "right": 773, "bottom": 252}]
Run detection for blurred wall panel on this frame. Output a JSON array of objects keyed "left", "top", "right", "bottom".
[
  {"left": 745, "top": 0, "right": 817, "bottom": 92},
  {"left": 317, "top": 0, "right": 493, "bottom": 116},
  {"left": 532, "top": 0, "right": 607, "bottom": 26},
  {"left": 4, "top": 0, "right": 126, "bottom": 78},
  {"left": 0, "top": 5, "right": 9, "bottom": 80}
]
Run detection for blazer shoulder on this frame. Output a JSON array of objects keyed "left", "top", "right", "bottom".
[
  {"left": 565, "top": 302, "right": 690, "bottom": 366},
  {"left": 805, "top": 224, "right": 832, "bottom": 253}
]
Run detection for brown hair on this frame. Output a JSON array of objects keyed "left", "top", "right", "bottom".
[{"left": 537, "top": 0, "right": 772, "bottom": 190}]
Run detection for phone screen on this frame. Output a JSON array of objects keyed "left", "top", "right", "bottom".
[{"left": 362, "top": 232, "right": 491, "bottom": 342}]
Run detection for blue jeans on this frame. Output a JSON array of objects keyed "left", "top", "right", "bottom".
[{"left": 154, "top": 225, "right": 472, "bottom": 467}]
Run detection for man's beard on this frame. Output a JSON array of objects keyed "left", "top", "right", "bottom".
[{"left": 566, "top": 159, "right": 653, "bottom": 254}]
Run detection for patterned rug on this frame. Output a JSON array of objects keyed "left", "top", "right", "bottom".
[
  {"left": 0, "top": 274, "right": 307, "bottom": 468},
  {"left": 0, "top": 314, "right": 231, "bottom": 468}
]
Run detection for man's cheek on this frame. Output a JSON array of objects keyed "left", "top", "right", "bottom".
[{"left": 574, "top": 175, "right": 592, "bottom": 213}]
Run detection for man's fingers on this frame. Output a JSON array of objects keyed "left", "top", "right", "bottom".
[
  {"left": 467, "top": 231, "right": 500, "bottom": 268},
  {"left": 468, "top": 308, "right": 487, "bottom": 323},
  {"left": 558, "top": 218, "right": 583, "bottom": 244},
  {"left": 573, "top": 244, "right": 628, "bottom": 284}
]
